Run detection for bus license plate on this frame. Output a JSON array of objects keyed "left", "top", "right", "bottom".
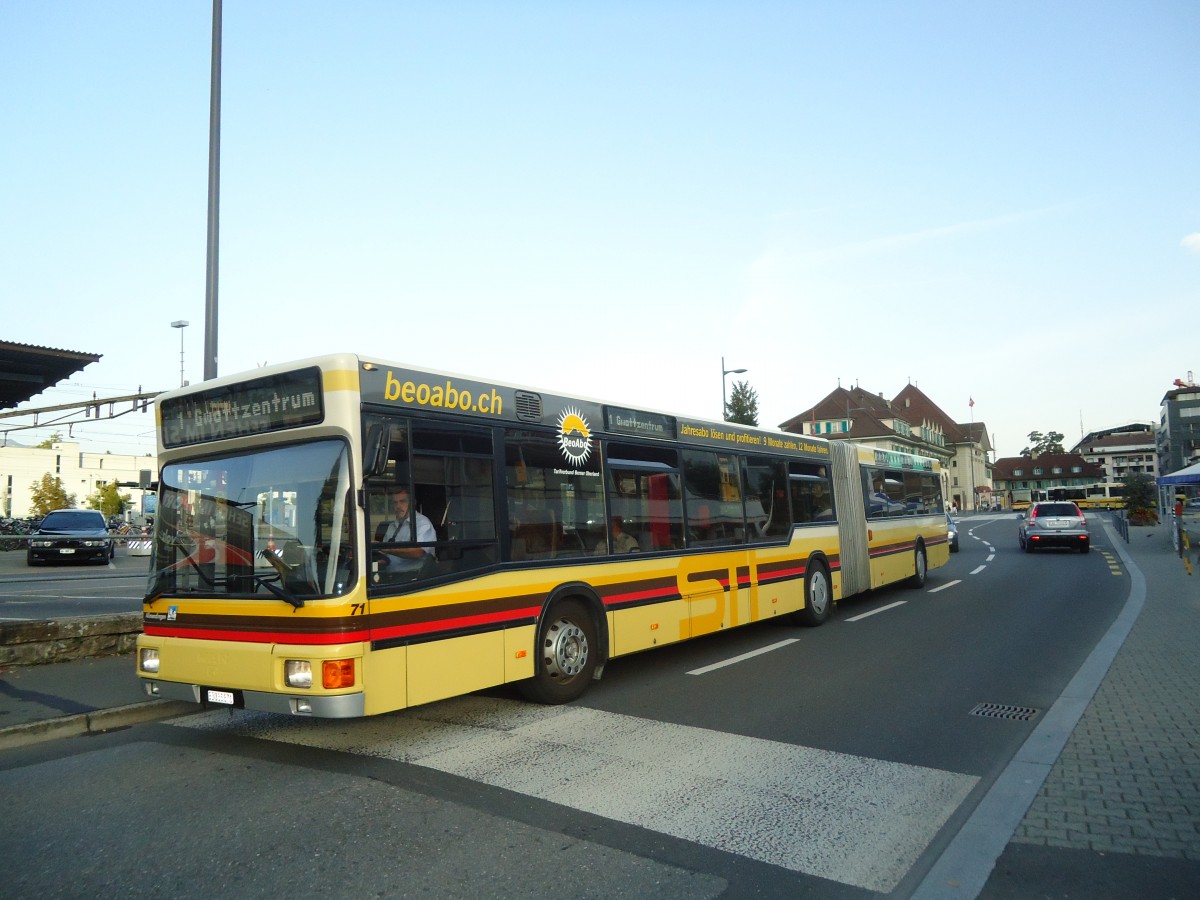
[{"left": 205, "top": 689, "right": 235, "bottom": 705}]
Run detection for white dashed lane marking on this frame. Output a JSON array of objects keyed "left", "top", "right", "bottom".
[
  {"left": 176, "top": 697, "right": 977, "bottom": 892},
  {"left": 928, "top": 579, "right": 961, "bottom": 594},
  {"left": 686, "top": 638, "right": 798, "bottom": 675}
]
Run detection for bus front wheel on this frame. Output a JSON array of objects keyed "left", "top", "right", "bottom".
[
  {"left": 793, "top": 560, "right": 831, "bottom": 627},
  {"left": 519, "top": 599, "right": 597, "bottom": 705},
  {"left": 908, "top": 546, "right": 927, "bottom": 588}
]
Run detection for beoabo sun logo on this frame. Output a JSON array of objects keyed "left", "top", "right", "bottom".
[{"left": 557, "top": 406, "right": 592, "bottom": 465}]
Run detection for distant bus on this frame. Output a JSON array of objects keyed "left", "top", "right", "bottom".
[
  {"left": 137, "top": 354, "right": 950, "bottom": 718},
  {"left": 1046, "top": 483, "right": 1125, "bottom": 510},
  {"left": 1010, "top": 488, "right": 1050, "bottom": 511},
  {"left": 1082, "top": 483, "right": 1125, "bottom": 509}
]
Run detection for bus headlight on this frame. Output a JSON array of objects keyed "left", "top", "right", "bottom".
[
  {"left": 139, "top": 648, "right": 160, "bottom": 673},
  {"left": 284, "top": 660, "right": 313, "bottom": 689}
]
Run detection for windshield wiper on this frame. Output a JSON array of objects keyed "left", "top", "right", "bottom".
[
  {"left": 142, "top": 552, "right": 306, "bottom": 610},
  {"left": 258, "top": 577, "right": 304, "bottom": 609},
  {"left": 260, "top": 548, "right": 307, "bottom": 609}
]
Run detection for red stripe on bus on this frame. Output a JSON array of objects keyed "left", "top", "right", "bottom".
[
  {"left": 603, "top": 584, "right": 681, "bottom": 608},
  {"left": 370, "top": 604, "right": 541, "bottom": 641},
  {"left": 142, "top": 624, "right": 370, "bottom": 644}
]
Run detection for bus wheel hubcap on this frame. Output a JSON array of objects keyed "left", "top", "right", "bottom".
[
  {"left": 810, "top": 574, "right": 828, "bottom": 614},
  {"left": 544, "top": 619, "right": 587, "bottom": 680}
]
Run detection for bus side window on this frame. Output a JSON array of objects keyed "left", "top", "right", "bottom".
[
  {"left": 505, "top": 429, "right": 603, "bottom": 561},
  {"left": 412, "top": 423, "right": 498, "bottom": 576},
  {"left": 789, "top": 462, "right": 833, "bottom": 524},
  {"left": 605, "top": 442, "right": 684, "bottom": 552},
  {"left": 742, "top": 456, "right": 790, "bottom": 541},
  {"left": 683, "top": 449, "right": 744, "bottom": 545}
]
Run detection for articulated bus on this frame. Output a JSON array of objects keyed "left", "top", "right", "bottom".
[
  {"left": 137, "top": 354, "right": 949, "bottom": 717},
  {"left": 1009, "top": 488, "right": 1049, "bottom": 511},
  {"left": 1046, "top": 483, "right": 1125, "bottom": 510}
]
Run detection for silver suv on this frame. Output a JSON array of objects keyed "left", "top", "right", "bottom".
[{"left": 1019, "top": 501, "right": 1089, "bottom": 553}]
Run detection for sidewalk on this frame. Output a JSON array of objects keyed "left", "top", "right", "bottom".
[
  {"left": 2, "top": 519, "right": 1199, "bottom": 896},
  {"left": 0, "top": 653, "right": 192, "bottom": 749}
]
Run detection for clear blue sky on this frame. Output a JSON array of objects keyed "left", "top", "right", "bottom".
[{"left": 3, "top": 1, "right": 1197, "bottom": 460}]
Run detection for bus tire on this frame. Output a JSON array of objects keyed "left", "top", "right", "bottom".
[
  {"left": 908, "top": 545, "right": 927, "bottom": 588},
  {"left": 793, "top": 559, "right": 832, "bottom": 627},
  {"left": 519, "top": 598, "right": 597, "bottom": 705}
]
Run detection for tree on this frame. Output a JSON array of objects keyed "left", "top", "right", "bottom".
[
  {"left": 87, "top": 480, "right": 132, "bottom": 518},
  {"left": 29, "top": 474, "right": 75, "bottom": 516},
  {"left": 1020, "top": 430, "right": 1066, "bottom": 458},
  {"left": 725, "top": 380, "right": 759, "bottom": 426},
  {"left": 36, "top": 432, "right": 64, "bottom": 449},
  {"left": 1121, "top": 471, "right": 1157, "bottom": 524}
]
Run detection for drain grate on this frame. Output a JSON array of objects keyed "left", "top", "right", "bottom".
[{"left": 969, "top": 702, "right": 1039, "bottom": 721}]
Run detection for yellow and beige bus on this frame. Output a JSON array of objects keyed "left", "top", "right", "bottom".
[
  {"left": 1048, "top": 483, "right": 1126, "bottom": 510},
  {"left": 137, "top": 354, "right": 949, "bottom": 717}
]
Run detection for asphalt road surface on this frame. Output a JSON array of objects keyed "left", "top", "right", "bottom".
[{"left": 0, "top": 514, "right": 1132, "bottom": 897}]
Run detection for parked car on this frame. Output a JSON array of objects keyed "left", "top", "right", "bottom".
[
  {"left": 1018, "top": 501, "right": 1089, "bottom": 553},
  {"left": 26, "top": 508, "right": 115, "bottom": 566},
  {"left": 946, "top": 512, "right": 959, "bottom": 552}
]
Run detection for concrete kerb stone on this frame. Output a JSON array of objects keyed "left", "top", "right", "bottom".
[{"left": 0, "top": 699, "right": 196, "bottom": 751}]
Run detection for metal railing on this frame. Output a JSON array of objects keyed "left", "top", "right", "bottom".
[{"left": 1112, "top": 510, "right": 1130, "bottom": 543}]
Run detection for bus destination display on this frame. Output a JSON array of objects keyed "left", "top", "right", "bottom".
[{"left": 160, "top": 367, "right": 325, "bottom": 448}]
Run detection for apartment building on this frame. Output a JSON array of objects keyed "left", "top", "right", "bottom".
[
  {"left": 1071, "top": 425, "right": 1157, "bottom": 484},
  {"left": 1158, "top": 378, "right": 1200, "bottom": 475}
]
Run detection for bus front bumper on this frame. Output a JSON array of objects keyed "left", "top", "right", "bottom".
[{"left": 141, "top": 679, "right": 366, "bottom": 718}]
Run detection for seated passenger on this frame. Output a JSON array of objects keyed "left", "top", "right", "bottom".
[{"left": 595, "top": 516, "right": 639, "bottom": 555}]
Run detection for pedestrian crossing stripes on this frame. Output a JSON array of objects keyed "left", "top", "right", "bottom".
[{"left": 175, "top": 697, "right": 977, "bottom": 891}]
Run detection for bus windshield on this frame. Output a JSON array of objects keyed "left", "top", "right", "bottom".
[{"left": 146, "top": 439, "right": 356, "bottom": 604}]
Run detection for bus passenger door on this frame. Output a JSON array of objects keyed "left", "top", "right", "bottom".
[{"left": 678, "top": 549, "right": 752, "bottom": 638}]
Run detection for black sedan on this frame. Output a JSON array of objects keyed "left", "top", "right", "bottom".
[{"left": 26, "top": 508, "right": 115, "bottom": 565}]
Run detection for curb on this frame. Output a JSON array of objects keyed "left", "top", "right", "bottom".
[
  {"left": 0, "top": 699, "right": 196, "bottom": 751},
  {"left": 0, "top": 613, "right": 142, "bottom": 667}
]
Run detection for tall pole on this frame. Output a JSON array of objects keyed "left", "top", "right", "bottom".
[
  {"left": 721, "top": 356, "right": 747, "bottom": 422},
  {"left": 171, "top": 320, "right": 189, "bottom": 387},
  {"left": 203, "top": 0, "right": 222, "bottom": 381},
  {"left": 968, "top": 398, "right": 976, "bottom": 511}
]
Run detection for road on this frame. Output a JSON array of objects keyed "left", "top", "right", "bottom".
[
  {"left": 0, "top": 548, "right": 148, "bottom": 620},
  {"left": 0, "top": 513, "right": 1129, "bottom": 897}
]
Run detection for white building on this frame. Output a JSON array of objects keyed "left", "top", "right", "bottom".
[
  {"left": 1071, "top": 425, "right": 1157, "bottom": 484},
  {"left": 0, "top": 440, "right": 157, "bottom": 521}
]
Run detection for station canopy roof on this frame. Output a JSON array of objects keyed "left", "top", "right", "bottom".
[
  {"left": 1158, "top": 461, "right": 1200, "bottom": 486},
  {"left": 0, "top": 341, "right": 101, "bottom": 409}
]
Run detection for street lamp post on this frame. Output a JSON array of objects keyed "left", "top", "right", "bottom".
[
  {"left": 721, "top": 356, "right": 747, "bottom": 422},
  {"left": 171, "top": 320, "right": 189, "bottom": 387}
]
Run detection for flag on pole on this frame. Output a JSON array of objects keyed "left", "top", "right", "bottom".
[{"left": 969, "top": 397, "right": 974, "bottom": 408}]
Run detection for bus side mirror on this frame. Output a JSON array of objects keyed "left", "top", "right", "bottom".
[{"left": 364, "top": 424, "right": 391, "bottom": 478}]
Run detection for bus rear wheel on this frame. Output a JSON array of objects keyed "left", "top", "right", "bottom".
[
  {"left": 908, "top": 546, "right": 927, "bottom": 588},
  {"left": 793, "top": 560, "right": 831, "bottom": 627},
  {"left": 519, "top": 599, "right": 597, "bottom": 705}
]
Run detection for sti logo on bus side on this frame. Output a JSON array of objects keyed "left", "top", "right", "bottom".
[{"left": 557, "top": 406, "right": 592, "bottom": 465}]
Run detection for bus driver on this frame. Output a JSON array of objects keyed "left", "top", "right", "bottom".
[{"left": 378, "top": 487, "right": 436, "bottom": 576}]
